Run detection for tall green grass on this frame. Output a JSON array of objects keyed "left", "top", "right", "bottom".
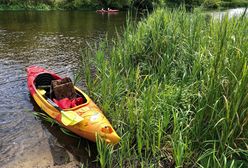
[{"left": 81, "top": 8, "right": 248, "bottom": 167}]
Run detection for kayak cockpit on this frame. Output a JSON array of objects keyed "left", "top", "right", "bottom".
[
  {"left": 34, "top": 73, "right": 57, "bottom": 98},
  {"left": 34, "top": 73, "right": 88, "bottom": 110}
]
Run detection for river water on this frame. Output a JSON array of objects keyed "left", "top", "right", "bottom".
[
  {"left": 209, "top": 7, "right": 247, "bottom": 19},
  {"left": 0, "top": 8, "right": 247, "bottom": 168},
  {"left": 0, "top": 11, "right": 128, "bottom": 168}
]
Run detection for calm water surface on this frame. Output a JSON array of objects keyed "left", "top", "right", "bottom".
[{"left": 0, "top": 11, "right": 128, "bottom": 167}]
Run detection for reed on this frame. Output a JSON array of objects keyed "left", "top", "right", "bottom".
[
  {"left": 96, "top": 135, "right": 114, "bottom": 168},
  {"left": 81, "top": 7, "right": 248, "bottom": 167}
]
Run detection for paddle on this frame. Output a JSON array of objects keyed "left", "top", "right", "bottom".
[{"left": 37, "top": 89, "right": 84, "bottom": 126}]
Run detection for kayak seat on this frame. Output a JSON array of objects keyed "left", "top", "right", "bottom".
[
  {"left": 51, "top": 77, "right": 77, "bottom": 100},
  {"left": 35, "top": 73, "right": 56, "bottom": 98},
  {"left": 35, "top": 73, "right": 55, "bottom": 87}
]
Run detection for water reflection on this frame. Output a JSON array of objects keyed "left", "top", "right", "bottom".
[
  {"left": 0, "top": 11, "right": 127, "bottom": 33},
  {"left": 209, "top": 7, "right": 248, "bottom": 19}
]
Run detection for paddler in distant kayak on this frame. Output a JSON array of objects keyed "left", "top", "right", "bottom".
[
  {"left": 96, "top": 8, "right": 106, "bottom": 13},
  {"left": 107, "top": 8, "right": 119, "bottom": 12}
]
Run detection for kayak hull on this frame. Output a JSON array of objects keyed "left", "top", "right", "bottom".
[
  {"left": 96, "top": 10, "right": 119, "bottom": 13},
  {"left": 27, "top": 66, "right": 120, "bottom": 144}
]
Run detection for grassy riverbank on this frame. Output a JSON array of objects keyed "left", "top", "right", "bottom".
[
  {"left": 0, "top": 3, "right": 52, "bottom": 10},
  {"left": 167, "top": 0, "right": 248, "bottom": 8},
  {"left": 81, "top": 8, "right": 248, "bottom": 167},
  {"left": 0, "top": 2, "right": 97, "bottom": 11},
  {"left": 221, "top": 0, "right": 248, "bottom": 8},
  {"left": 0, "top": 0, "right": 124, "bottom": 11}
]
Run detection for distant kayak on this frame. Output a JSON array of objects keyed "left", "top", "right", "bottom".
[{"left": 96, "top": 9, "right": 119, "bottom": 13}]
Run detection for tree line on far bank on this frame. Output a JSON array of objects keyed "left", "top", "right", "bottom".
[{"left": 0, "top": 0, "right": 247, "bottom": 10}]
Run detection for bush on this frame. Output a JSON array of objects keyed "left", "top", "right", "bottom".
[
  {"left": 221, "top": 0, "right": 248, "bottom": 7},
  {"left": 203, "top": 0, "right": 221, "bottom": 8}
]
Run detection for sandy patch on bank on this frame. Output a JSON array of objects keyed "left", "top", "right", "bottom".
[{"left": 2, "top": 137, "right": 80, "bottom": 168}]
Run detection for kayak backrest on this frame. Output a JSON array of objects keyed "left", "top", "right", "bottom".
[
  {"left": 35, "top": 73, "right": 55, "bottom": 88},
  {"left": 35, "top": 73, "right": 55, "bottom": 98}
]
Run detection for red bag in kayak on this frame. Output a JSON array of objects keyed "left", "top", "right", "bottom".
[
  {"left": 53, "top": 98, "right": 71, "bottom": 109},
  {"left": 53, "top": 97, "right": 84, "bottom": 109}
]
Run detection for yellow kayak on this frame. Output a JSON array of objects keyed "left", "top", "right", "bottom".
[{"left": 27, "top": 65, "right": 120, "bottom": 144}]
